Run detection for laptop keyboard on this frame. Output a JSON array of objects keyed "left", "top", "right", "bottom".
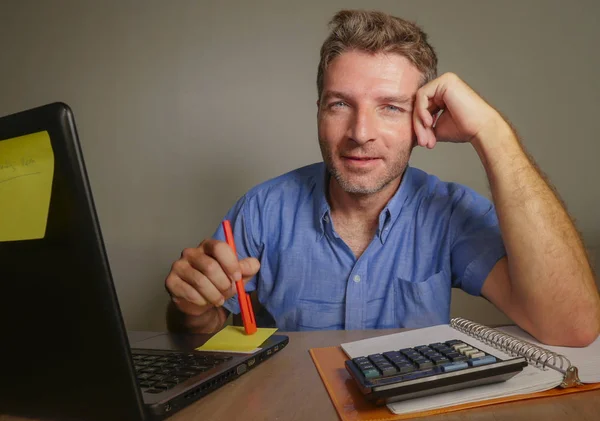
[{"left": 132, "top": 351, "right": 232, "bottom": 394}]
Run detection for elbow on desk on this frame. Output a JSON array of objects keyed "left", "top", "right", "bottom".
[
  {"left": 534, "top": 311, "right": 600, "bottom": 348},
  {"left": 570, "top": 300, "right": 600, "bottom": 347},
  {"left": 576, "top": 311, "right": 600, "bottom": 347}
]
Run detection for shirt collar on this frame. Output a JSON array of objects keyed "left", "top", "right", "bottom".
[{"left": 312, "top": 163, "right": 415, "bottom": 243}]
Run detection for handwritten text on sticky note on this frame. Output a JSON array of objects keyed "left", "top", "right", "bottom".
[{"left": 0, "top": 131, "right": 54, "bottom": 242}]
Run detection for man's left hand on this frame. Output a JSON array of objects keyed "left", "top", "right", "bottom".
[{"left": 413, "top": 72, "right": 506, "bottom": 149}]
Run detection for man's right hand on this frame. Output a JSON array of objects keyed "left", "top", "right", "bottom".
[{"left": 165, "top": 238, "right": 260, "bottom": 331}]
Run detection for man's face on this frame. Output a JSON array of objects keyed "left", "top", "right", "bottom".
[{"left": 317, "top": 50, "right": 423, "bottom": 195}]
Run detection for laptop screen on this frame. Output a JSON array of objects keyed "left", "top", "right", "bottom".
[{"left": 0, "top": 103, "right": 146, "bottom": 421}]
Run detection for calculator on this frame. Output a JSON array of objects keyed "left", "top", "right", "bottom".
[{"left": 345, "top": 339, "right": 527, "bottom": 405}]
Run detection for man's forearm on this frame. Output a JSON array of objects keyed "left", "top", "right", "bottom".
[
  {"left": 473, "top": 118, "right": 600, "bottom": 345},
  {"left": 166, "top": 301, "right": 228, "bottom": 334}
]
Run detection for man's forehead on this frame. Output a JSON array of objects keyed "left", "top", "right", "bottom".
[
  {"left": 322, "top": 90, "right": 414, "bottom": 104},
  {"left": 323, "top": 50, "right": 423, "bottom": 96}
]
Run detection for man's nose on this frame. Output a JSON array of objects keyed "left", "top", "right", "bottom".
[{"left": 348, "top": 108, "right": 376, "bottom": 145}]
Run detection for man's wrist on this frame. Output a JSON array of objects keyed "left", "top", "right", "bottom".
[
  {"left": 167, "top": 301, "right": 227, "bottom": 334},
  {"left": 470, "top": 115, "right": 522, "bottom": 172}
]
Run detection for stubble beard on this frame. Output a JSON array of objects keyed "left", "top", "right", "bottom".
[{"left": 318, "top": 138, "right": 411, "bottom": 195}]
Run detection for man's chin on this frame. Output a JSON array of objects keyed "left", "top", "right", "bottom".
[
  {"left": 335, "top": 177, "right": 386, "bottom": 195},
  {"left": 333, "top": 170, "right": 405, "bottom": 196}
]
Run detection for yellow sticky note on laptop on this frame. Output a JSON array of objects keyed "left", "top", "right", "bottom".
[
  {"left": 197, "top": 326, "right": 278, "bottom": 353},
  {"left": 0, "top": 131, "right": 54, "bottom": 242}
]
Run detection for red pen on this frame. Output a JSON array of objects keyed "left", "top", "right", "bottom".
[{"left": 222, "top": 220, "right": 257, "bottom": 335}]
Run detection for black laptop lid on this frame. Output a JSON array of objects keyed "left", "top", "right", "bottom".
[{"left": 0, "top": 103, "right": 146, "bottom": 421}]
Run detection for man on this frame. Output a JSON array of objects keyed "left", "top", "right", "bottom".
[{"left": 165, "top": 10, "right": 600, "bottom": 346}]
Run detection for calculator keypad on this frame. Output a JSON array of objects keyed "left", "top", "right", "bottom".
[{"left": 351, "top": 340, "right": 497, "bottom": 381}]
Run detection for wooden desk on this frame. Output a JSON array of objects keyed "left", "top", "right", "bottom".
[
  {"left": 167, "top": 329, "right": 600, "bottom": 421},
  {"left": 2, "top": 329, "right": 598, "bottom": 421}
]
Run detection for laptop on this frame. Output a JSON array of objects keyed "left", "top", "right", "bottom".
[{"left": 0, "top": 102, "right": 289, "bottom": 421}]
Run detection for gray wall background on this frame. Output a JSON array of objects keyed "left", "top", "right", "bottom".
[{"left": 1, "top": 0, "right": 598, "bottom": 331}]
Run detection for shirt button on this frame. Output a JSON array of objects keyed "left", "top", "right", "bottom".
[
  {"left": 323, "top": 215, "right": 329, "bottom": 223},
  {"left": 353, "top": 275, "right": 361, "bottom": 283}
]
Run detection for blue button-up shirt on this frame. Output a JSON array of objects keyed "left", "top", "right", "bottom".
[{"left": 214, "top": 162, "right": 505, "bottom": 331}]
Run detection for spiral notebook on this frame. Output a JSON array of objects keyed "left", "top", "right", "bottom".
[{"left": 309, "top": 318, "right": 600, "bottom": 420}]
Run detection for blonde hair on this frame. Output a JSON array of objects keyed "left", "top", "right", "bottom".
[{"left": 317, "top": 10, "right": 438, "bottom": 100}]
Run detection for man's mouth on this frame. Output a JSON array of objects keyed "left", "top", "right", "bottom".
[
  {"left": 341, "top": 156, "right": 382, "bottom": 168},
  {"left": 344, "top": 156, "right": 380, "bottom": 161}
]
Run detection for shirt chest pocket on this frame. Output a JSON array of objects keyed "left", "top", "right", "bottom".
[
  {"left": 394, "top": 270, "right": 451, "bottom": 328},
  {"left": 295, "top": 300, "right": 345, "bottom": 330}
]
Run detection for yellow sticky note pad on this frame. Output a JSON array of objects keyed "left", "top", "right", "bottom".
[
  {"left": 0, "top": 131, "right": 54, "bottom": 242},
  {"left": 196, "top": 326, "right": 278, "bottom": 353}
]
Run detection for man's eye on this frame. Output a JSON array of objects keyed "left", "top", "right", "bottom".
[
  {"left": 384, "top": 105, "right": 402, "bottom": 112},
  {"left": 330, "top": 101, "right": 347, "bottom": 109}
]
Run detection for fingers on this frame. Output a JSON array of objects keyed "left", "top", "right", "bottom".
[
  {"left": 189, "top": 252, "right": 234, "bottom": 293},
  {"left": 165, "top": 239, "right": 260, "bottom": 318},
  {"left": 413, "top": 74, "right": 454, "bottom": 149},
  {"left": 412, "top": 107, "right": 426, "bottom": 148},
  {"left": 167, "top": 260, "right": 226, "bottom": 307},
  {"left": 202, "top": 239, "right": 242, "bottom": 282},
  {"left": 166, "top": 270, "right": 210, "bottom": 308},
  {"left": 239, "top": 257, "right": 261, "bottom": 282},
  {"left": 413, "top": 97, "right": 437, "bottom": 149}
]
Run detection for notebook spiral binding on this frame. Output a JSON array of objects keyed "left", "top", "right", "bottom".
[{"left": 450, "top": 317, "right": 582, "bottom": 388}]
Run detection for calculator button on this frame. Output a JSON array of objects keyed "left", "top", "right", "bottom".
[
  {"left": 470, "top": 351, "right": 486, "bottom": 358},
  {"left": 468, "top": 355, "right": 497, "bottom": 367},
  {"left": 368, "top": 354, "right": 386, "bottom": 361},
  {"left": 430, "top": 356, "right": 450, "bottom": 365},
  {"left": 376, "top": 362, "right": 393, "bottom": 369},
  {"left": 380, "top": 366, "right": 398, "bottom": 376},
  {"left": 441, "top": 361, "right": 469, "bottom": 372},
  {"left": 464, "top": 349, "right": 481, "bottom": 357},
  {"left": 362, "top": 368, "right": 381, "bottom": 378},
  {"left": 358, "top": 363, "right": 376, "bottom": 370},
  {"left": 449, "top": 354, "right": 468, "bottom": 362},
  {"left": 415, "top": 360, "right": 434, "bottom": 369},
  {"left": 396, "top": 363, "right": 416, "bottom": 373}
]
